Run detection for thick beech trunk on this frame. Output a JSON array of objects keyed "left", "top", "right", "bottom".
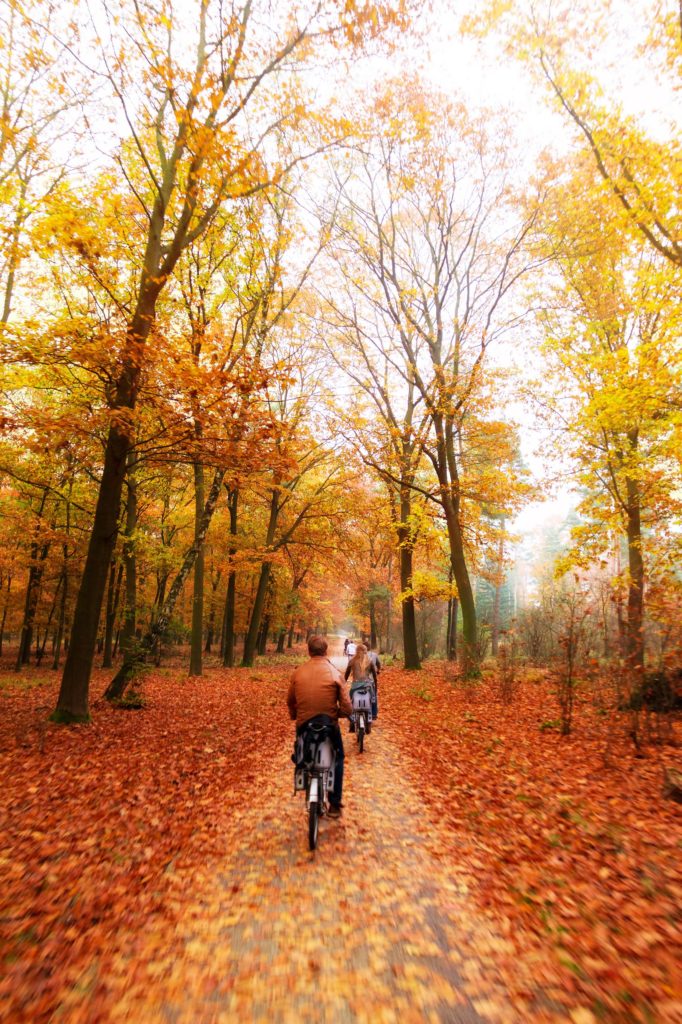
[
  {"left": 54, "top": 285, "right": 160, "bottom": 722},
  {"left": 104, "top": 469, "right": 225, "bottom": 700},
  {"left": 54, "top": 424, "right": 129, "bottom": 718},
  {"left": 399, "top": 544, "right": 420, "bottom": 669},
  {"left": 189, "top": 460, "right": 205, "bottom": 677}
]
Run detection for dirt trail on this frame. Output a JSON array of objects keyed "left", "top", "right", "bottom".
[{"left": 104, "top": 695, "right": 532, "bottom": 1023}]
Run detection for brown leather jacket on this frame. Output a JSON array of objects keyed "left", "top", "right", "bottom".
[{"left": 287, "top": 656, "right": 352, "bottom": 728}]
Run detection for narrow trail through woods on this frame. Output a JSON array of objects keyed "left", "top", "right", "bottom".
[{"left": 101, "top": 654, "right": 525, "bottom": 1023}]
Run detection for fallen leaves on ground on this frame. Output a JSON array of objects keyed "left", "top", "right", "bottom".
[
  {"left": 0, "top": 663, "right": 293, "bottom": 1023},
  {"left": 1, "top": 659, "right": 681, "bottom": 1023},
  {"left": 384, "top": 664, "right": 682, "bottom": 1023}
]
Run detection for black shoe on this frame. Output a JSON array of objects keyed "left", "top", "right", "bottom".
[
  {"left": 328, "top": 803, "right": 343, "bottom": 818},
  {"left": 349, "top": 723, "right": 355, "bottom": 733}
]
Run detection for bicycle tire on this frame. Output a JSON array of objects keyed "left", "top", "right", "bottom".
[
  {"left": 358, "top": 721, "right": 364, "bottom": 753},
  {"left": 308, "top": 800, "right": 319, "bottom": 850}
]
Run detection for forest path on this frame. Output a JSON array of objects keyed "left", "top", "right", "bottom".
[{"left": 105, "top": 666, "right": 530, "bottom": 1023}]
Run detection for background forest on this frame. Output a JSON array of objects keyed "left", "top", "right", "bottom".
[
  {"left": 1, "top": 0, "right": 679, "bottom": 719},
  {"left": 1, "top": 3, "right": 681, "bottom": 1023}
]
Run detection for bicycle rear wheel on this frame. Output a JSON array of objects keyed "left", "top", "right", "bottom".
[
  {"left": 358, "top": 718, "right": 365, "bottom": 753},
  {"left": 308, "top": 801, "right": 319, "bottom": 850}
]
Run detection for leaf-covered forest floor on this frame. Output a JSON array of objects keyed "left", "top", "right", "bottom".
[{"left": 1, "top": 655, "right": 680, "bottom": 1023}]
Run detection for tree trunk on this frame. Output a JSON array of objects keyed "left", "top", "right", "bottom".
[
  {"left": 119, "top": 454, "right": 138, "bottom": 663},
  {"left": 242, "top": 562, "right": 272, "bottom": 667},
  {"left": 287, "top": 620, "right": 295, "bottom": 649},
  {"left": 440, "top": 421, "right": 477, "bottom": 675},
  {"left": 222, "top": 488, "right": 238, "bottom": 668},
  {"left": 385, "top": 555, "right": 393, "bottom": 654},
  {"left": 36, "top": 571, "right": 63, "bottom": 665},
  {"left": 189, "top": 459, "right": 205, "bottom": 677},
  {"left": 276, "top": 628, "right": 286, "bottom": 653},
  {"left": 491, "top": 522, "right": 505, "bottom": 657},
  {"left": 104, "top": 468, "right": 225, "bottom": 701},
  {"left": 54, "top": 286, "right": 158, "bottom": 723},
  {"left": 16, "top": 533, "right": 49, "bottom": 672},
  {"left": 102, "top": 560, "right": 118, "bottom": 668},
  {"left": 0, "top": 574, "right": 12, "bottom": 657},
  {"left": 242, "top": 488, "right": 279, "bottom": 667},
  {"left": 397, "top": 489, "right": 420, "bottom": 669},
  {"left": 1, "top": 179, "right": 28, "bottom": 325},
  {"left": 625, "top": 472, "right": 645, "bottom": 684},
  {"left": 446, "top": 592, "right": 458, "bottom": 661},
  {"left": 52, "top": 558, "right": 68, "bottom": 671},
  {"left": 369, "top": 596, "right": 378, "bottom": 650},
  {"left": 205, "top": 569, "right": 220, "bottom": 653},
  {"left": 257, "top": 612, "right": 270, "bottom": 655}
]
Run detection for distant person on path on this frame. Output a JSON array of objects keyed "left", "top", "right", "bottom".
[
  {"left": 346, "top": 639, "right": 357, "bottom": 658},
  {"left": 345, "top": 642, "right": 378, "bottom": 725},
  {"left": 287, "top": 635, "right": 351, "bottom": 817},
  {"left": 343, "top": 637, "right": 350, "bottom": 656}
]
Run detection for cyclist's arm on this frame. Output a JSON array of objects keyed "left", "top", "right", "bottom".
[
  {"left": 337, "top": 677, "right": 352, "bottom": 718},
  {"left": 286, "top": 675, "right": 297, "bottom": 721},
  {"left": 344, "top": 663, "right": 351, "bottom": 681}
]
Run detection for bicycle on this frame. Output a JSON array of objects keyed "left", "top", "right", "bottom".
[
  {"left": 350, "top": 685, "right": 373, "bottom": 753},
  {"left": 293, "top": 715, "right": 337, "bottom": 850}
]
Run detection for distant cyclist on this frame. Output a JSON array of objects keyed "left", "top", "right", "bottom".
[
  {"left": 345, "top": 642, "right": 378, "bottom": 727},
  {"left": 367, "top": 646, "right": 381, "bottom": 677}
]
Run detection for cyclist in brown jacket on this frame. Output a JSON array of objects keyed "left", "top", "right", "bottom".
[{"left": 287, "top": 635, "right": 351, "bottom": 817}]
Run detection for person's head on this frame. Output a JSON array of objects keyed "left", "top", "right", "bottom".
[{"left": 308, "top": 635, "right": 328, "bottom": 657}]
